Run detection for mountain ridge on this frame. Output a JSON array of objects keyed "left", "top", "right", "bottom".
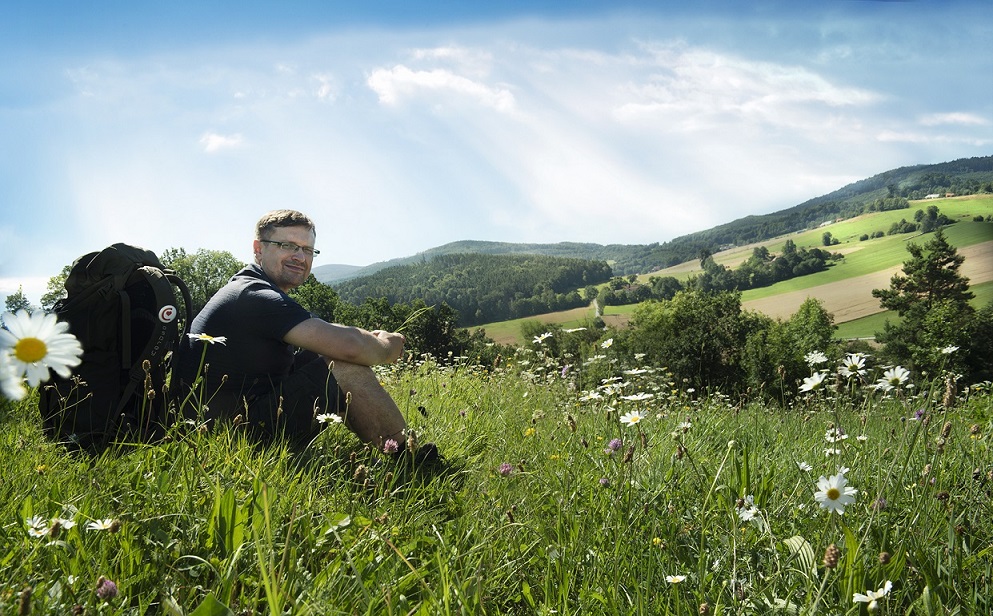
[{"left": 312, "top": 155, "right": 993, "bottom": 284}]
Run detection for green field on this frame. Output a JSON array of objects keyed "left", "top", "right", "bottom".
[{"left": 477, "top": 196, "right": 992, "bottom": 345}]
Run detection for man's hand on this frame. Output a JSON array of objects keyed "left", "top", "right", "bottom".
[{"left": 372, "top": 330, "right": 405, "bottom": 363}]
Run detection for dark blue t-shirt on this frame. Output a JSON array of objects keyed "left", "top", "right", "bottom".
[{"left": 176, "top": 264, "right": 313, "bottom": 409}]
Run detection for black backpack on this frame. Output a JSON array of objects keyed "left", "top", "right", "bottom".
[{"left": 38, "top": 243, "right": 192, "bottom": 452}]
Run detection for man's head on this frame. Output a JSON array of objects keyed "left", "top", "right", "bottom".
[{"left": 253, "top": 209, "right": 318, "bottom": 293}]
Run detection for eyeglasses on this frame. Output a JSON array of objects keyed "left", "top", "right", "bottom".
[{"left": 259, "top": 240, "right": 321, "bottom": 256}]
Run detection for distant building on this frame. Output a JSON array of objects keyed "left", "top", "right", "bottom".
[{"left": 924, "top": 193, "right": 941, "bottom": 199}]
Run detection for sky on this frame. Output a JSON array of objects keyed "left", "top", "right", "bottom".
[{"left": 2, "top": 0, "right": 992, "bottom": 308}]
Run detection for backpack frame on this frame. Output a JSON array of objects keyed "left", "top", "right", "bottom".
[{"left": 38, "top": 243, "right": 192, "bottom": 452}]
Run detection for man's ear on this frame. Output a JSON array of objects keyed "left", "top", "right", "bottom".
[{"left": 252, "top": 239, "right": 262, "bottom": 262}]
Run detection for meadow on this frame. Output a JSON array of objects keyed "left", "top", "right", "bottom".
[{"left": 3, "top": 348, "right": 991, "bottom": 614}]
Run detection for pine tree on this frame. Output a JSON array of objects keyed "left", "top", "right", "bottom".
[{"left": 872, "top": 228, "right": 974, "bottom": 372}]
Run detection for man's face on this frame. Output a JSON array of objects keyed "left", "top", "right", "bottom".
[{"left": 254, "top": 225, "right": 316, "bottom": 292}]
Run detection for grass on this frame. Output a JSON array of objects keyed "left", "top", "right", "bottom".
[{"left": 3, "top": 352, "right": 992, "bottom": 614}]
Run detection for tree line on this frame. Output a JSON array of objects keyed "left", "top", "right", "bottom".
[{"left": 332, "top": 253, "right": 613, "bottom": 326}]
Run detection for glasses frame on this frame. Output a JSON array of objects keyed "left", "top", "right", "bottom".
[{"left": 259, "top": 239, "right": 321, "bottom": 256}]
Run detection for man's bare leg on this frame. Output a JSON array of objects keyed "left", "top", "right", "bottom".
[{"left": 330, "top": 360, "right": 406, "bottom": 448}]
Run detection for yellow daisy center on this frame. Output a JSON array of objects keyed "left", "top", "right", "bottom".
[
  {"left": 14, "top": 337, "right": 48, "bottom": 363},
  {"left": 826, "top": 487, "right": 841, "bottom": 500}
]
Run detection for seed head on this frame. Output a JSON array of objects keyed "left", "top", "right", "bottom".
[
  {"left": 879, "top": 551, "right": 891, "bottom": 564},
  {"left": 823, "top": 543, "right": 841, "bottom": 569}
]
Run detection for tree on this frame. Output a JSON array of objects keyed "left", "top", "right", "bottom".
[
  {"left": 4, "top": 286, "right": 32, "bottom": 313},
  {"left": 872, "top": 228, "right": 975, "bottom": 372},
  {"left": 41, "top": 265, "right": 72, "bottom": 310},
  {"left": 161, "top": 248, "right": 244, "bottom": 316}
]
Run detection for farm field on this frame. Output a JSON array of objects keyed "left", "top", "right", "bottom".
[{"left": 477, "top": 196, "right": 992, "bottom": 346}]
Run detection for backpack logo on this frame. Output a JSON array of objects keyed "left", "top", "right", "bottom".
[{"left": 159, "top": 305, "right": 177, "bottom": 323}]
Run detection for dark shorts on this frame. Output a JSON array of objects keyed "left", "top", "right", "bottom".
[
  {"left": 180, "top": 356, "right": 349, "bottom": 446},
  {"left": 245, "top": 357, "right": 349, "bottom": 445}
]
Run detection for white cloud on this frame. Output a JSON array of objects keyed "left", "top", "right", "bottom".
[
  {"left": 366, "top": 65, "right": 516, "bottom": 112},
  {"left": 919, "top": 112, "right": 990, "bottom": 127},
  {"left": 199, "top": 132, "right": 245, "bottom": 152}
]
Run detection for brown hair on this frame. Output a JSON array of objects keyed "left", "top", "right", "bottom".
[{"left": 255, "top": 210, "right": 316, "bottom": 240}]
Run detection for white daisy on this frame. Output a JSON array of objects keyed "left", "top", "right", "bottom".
[
  {"left": 814, "top": 471, "right": 858, "bottom": 515},
  {"left": 0, "top": 310, "right": 83, "bottom": 387},
  {"left": 187, "top": 333, "right": 228, "bottom": 345},
  {"left": 853, "top": 580, "right": 893, "bottom": 611},
  {"left": 800, "top": 372, "right": 827, "bottom": 392},
  {"left": 619, "top": 410, "right": 644, "bottom": 427},
  {"left": 0, "top": 349, "right": 26, "bottom": 400}
]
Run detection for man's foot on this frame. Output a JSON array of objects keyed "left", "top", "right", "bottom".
[{"left": 391, "top": 441, "right": 443, "bottom": 466}]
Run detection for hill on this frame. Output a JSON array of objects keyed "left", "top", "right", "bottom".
[{"left": 314, "top": 155, "right": 993, "bottom": 285}]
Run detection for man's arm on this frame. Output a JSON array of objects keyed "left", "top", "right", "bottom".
[{"left": 283, "top": 317, "right": 405, "bottom": 366}]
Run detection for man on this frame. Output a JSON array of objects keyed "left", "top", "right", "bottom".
[{"left": 176, "top": 209, "right": 431, "bottom": 458}]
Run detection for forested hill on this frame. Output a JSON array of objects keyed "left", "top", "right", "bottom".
[
  {"left": 313, "top": 155, "right": 993, "bottom": 283},
  {"left": 332, "top": 253, "right": 613, "bottom": 326}
]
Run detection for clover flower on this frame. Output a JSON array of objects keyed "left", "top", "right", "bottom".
[
  {"left": 619, "top": 410, "right": 644, "bottom": 427},
  {"left": 853, "top": 580, "right": 892, "bottom": 611},
  {"left": 0, "top": 309, "right": 83, "bottom": 388},
  {"left": 814, "top": 471, "right": 858, "bottom": 515},
  {"left": 498, "top": 462, "right": 514, "bottom": 476},
  {"left": 605, "top": 438, "right": 623, "bottom": 454},
  {"left": 95, "top": 576, "right": 118, "bottom": 601},
  {"left": 383, "top": 439, "right": 399, "bottom": 454}
]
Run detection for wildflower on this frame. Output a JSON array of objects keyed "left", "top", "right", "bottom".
[
  {"left": 563, "top": 327, "right": 587, "bottom": 333},
  {"left": 824, "top": 447, "right": 841, "bottom": 457},
  {"left": 383, "top": 439, "right": 399, "bottom": 454},
  {"left": 874, "top": 366, "right": 910, "bottom": 392},
  {"left": 839, "top": 353, "right": 867, "bottom": 379},
  {"left": 853, "top": 580, "right": 892, "bottom": 611},
  {"left": 186, "top": 333, "right": 228, "bottom": 345},
  {"left": 532, "top": 332, "right": 552, "bottom": 344},
  {"left": 814, "top": 471, "right": 858, "bottom": 514},
  {"left": 825, "top": 427, "right": 848, "bottom": 443},
  {"left": 805, "top": 351, "right": 829, "bottom": 367},
  {"left": 601, "top": 338, "right": 613, "bottom": 349},
  {"left": 800, "top": 372, "right": 827, "bottom": 392},
  {"left": 621, "top": 392, "right": 653, "bottom": 401},
  {"left": 95, "top": 576, "right": 118, "bottom": 601},
  {"left": 605, "top": 438, "right": 623, "bottom": 454},
  {"left": 737, "top": 495, "right": 759, "bottom": 523},
  {"left": 678, "top": 421, "right": 692, "bottom": 432},
  {"left": 797, "top": 461, "right": 813, "bottom": 472},
  {"left": 619, "top": 410, "right": 644, "bottom": 427},
  {"left": 856, "top": 434, "right": 868, "bottom": 442},
  {"left": 25, "top": 516, "right": 48, "bottom": 538},
  {"left": 599, "top": 477, "right": 610, "bottom": 487},
  {"left": 652, "top": 537, "right": 663, "bottom": 547},
  {"left": 86, "top": 519, "right": 117, "bottom": 531},
  {"left": 0, "top": 309, "right": 83, "bottom": 387},
  {"left": 666, "top": 575, "right": 686, "bottom": 584},
  {"left": 0, "top": 350, "right": 26, "bottom": 400},
  {"left": 498, "top": 462, "right": 514, "bottom": 476},
  {"left": 940, "top": 345, "right": 959, "bottom": 355}
]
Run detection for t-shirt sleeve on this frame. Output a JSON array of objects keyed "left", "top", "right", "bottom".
[{"left": 237, "top": 282, "right": 313, "bottom": 341}]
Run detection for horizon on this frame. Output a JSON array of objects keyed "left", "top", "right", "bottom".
[{"left": 3, "top": 0, "right": 992, "bottom": 307}]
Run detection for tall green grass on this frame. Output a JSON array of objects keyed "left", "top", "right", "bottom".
[{"left": 3, "top": 351, "right": 991, "bottom": 614}]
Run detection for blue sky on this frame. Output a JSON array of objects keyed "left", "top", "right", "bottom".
[{"left": 2, "top": 0, "right": 991, "bottom": 307}]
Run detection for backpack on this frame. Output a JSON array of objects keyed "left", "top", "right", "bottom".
[{"left": 38, "top": 243, "right": 192, "bottom": 452}]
